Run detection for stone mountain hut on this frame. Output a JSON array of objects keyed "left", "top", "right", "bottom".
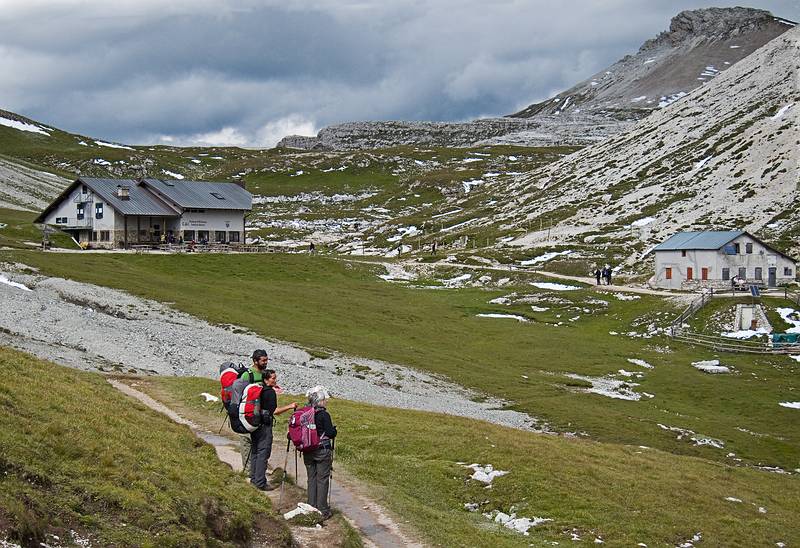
[{"left": 35, "top": 177, "right": 252, "bottom": 248}]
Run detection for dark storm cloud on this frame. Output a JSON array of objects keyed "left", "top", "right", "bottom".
[{"left": 1, "top": 0, "right": 798, "bottom": 146}]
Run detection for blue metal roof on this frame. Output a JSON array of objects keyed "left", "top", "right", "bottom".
[
  {"left": 653, "top": 231, "right": 745, "bottom": 251},
  {"left": 142, "top": 179, "right": 252, "bottom": 211}
]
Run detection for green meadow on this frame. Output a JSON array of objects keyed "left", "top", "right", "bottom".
[{"left": 5, "top": 250, "right": 799, "bottom": 475}]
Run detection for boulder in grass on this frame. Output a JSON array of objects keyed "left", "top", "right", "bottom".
[
  {"left": 284, "top": 502, "right": 322, "bottom": 526},
  {"left": 692, "top": 360, "right": 730, "bottom": 374}
]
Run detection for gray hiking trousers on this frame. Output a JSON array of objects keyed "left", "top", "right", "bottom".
[
  {"left": 250, "top": 425, "right": 273, "bottom": 490},
  {"left": 303, "top": 446, "right": 333, "bottom": 513}
]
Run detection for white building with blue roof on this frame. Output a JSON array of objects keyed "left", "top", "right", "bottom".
[
  {"left": 35, "top": 177, "right": 252, "bottom": 248},
  {"left": 651, "top": 230, "right": 796, "bottom": 290}
]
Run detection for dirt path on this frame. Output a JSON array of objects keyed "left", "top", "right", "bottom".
[
  {"left": 108, "top": 379, "right": 424, "bottom": 548},
  {"left": 344, "top": 255, "right": 683, "bottom": 297}
]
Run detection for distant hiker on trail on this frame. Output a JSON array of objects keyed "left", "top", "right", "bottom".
[
  {"left": 604, "top": 264, "right": 613, "bottom": 286},
  {"left": 593, "top": 268, "right": 601, "bottom": 285},
  {"left": 309, "top": 241, "right": 316, "bottom": 254},
  {"left": 249, "top": 369, "right": 297, "bottom": 491},
  {"left": 302, "top": 385, "right": 337, "bottom": 519}
]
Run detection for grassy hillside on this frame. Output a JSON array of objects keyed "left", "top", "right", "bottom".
[
  {"left": 0, "top": 110, "right": 261, "bottom": 181},
  {"left": 0, "top": 347, "right": 291, "bottom": 547},
  {"left": 135, "top": 375, "right": 800, "bottom": 547},
  {"left": 6, "top": 250, "right": 799, "bottom": 474},
  {"left": 2, "top": 108, "right": 583, "bottom": 260},
  {"left": 0, "top": 208, "right": 75, "bottom": 249}
]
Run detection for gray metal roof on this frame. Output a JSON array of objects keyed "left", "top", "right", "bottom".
[
  {"left": 654, "top": 231, "right": 745, "bottom": 251},
  {"left": 34, "top": 178, "right": 179, "bottom": 222},
  {"left": 142, "top": 179, "right": 252, "bottom": 210},
  {"left": 79, "top": 178, "right": 180, "bottom": 217}
]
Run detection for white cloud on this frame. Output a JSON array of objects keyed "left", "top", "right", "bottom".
[
  {"left": 164, "top": 126, "right": 249, "bottom": 147},
  {"left": 254, "top": 114, "right": 317, "bottom": 147},
  {"left": 159, "top": 114, "right": 316, "bottom": 147}
]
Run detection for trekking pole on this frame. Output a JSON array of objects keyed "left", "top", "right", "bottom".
[
  {"left": 243, "top": 446, "right": 252, "bottom": 472},
  {"left": 278, "top": 439, "right": 291, "bottom": 508},
  {"left": 218, "top": 413, "right": 229, "bottom": 435},
  {"left": 328, "top": 443, "right": 335, "bottom": 508}
]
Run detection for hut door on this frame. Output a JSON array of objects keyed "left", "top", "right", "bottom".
[
  {"left": 701, "top": 268, "right": 708, "bottom": 281},
  {"left": 768, "top": 267, "right": 777, "bottom": 287}
]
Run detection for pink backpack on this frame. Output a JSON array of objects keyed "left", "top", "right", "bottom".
[{"left": 288, "top": 406, "right": 321, "bottom": 452}]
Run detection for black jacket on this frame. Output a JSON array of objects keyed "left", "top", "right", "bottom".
[
  {"left": 314, "top": 406, "right": 337, "bottom": 441},
  {"left": 259, "top": 386, "right": 277, "bottom": 421}
]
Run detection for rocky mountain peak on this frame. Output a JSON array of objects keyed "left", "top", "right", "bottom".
[
  {"left": 510, "top": 6, "right": 794, "bottom": 121},
  {"left": 642, "top": 7, "right": 786, "bottom": 50}
]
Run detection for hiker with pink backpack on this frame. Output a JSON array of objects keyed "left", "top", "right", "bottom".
[{"left": 287, "top": 385, "right": 337, "bottom": 520}]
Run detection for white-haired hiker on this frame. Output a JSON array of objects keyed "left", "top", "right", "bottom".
[{"left": 304, "top": 385, "right": 337, "bottom": 520}]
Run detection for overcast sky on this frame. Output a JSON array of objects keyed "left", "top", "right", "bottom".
[{"left": 1, "top": 0, "right": 798, "bottom": 147}]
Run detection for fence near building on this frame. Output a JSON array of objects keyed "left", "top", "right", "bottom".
[{"left": 668, "top": 287, "right": 800, "bottom": 354}]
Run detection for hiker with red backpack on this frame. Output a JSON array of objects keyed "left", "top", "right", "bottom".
[
  {"left": 222, "top": 349, "right": 297, "bottom": 491},
  {"left": 220, "top": 349, "right": 272, "bottom": 470},
  {"left": 288, "top": 385, "right": 337, "bottom": 519},
  {"left": 245, "top": 369, "right": 297, "bottom": 491}
]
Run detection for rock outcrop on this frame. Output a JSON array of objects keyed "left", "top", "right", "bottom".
[
  {"left": 512, "top": 7, "right": 794, "bottom": 119},
  {"left": 279, "top": 116, "right": 629, "bottom": 151},
  {"left": 0, "top": 157, "right": 68, "bottom": 211}
]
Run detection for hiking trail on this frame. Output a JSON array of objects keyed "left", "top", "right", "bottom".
[{"left": 109, "top": 379, "right": 424, "bottom": 548}]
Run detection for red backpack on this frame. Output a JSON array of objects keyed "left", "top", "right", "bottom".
[
  {"left": 218, "top": 362, "right": 247, "bottom": 411},
  {"left": 237, "top": 383, "right": 265, "bottom": 433},
  {"left": 288, "top": 406, "right": 321, "bottom": 452}
]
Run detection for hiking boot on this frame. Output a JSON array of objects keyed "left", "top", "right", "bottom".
[
  {"left": 258, "top": 484, "right": 278, "bottom": 492},
  {"left": 321, "top": 510, "right": 333, "bottom": 521}
]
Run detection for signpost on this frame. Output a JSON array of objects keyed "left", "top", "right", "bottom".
[{"left": 40, "top": 225, "right": 54, "bottom": 250}]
